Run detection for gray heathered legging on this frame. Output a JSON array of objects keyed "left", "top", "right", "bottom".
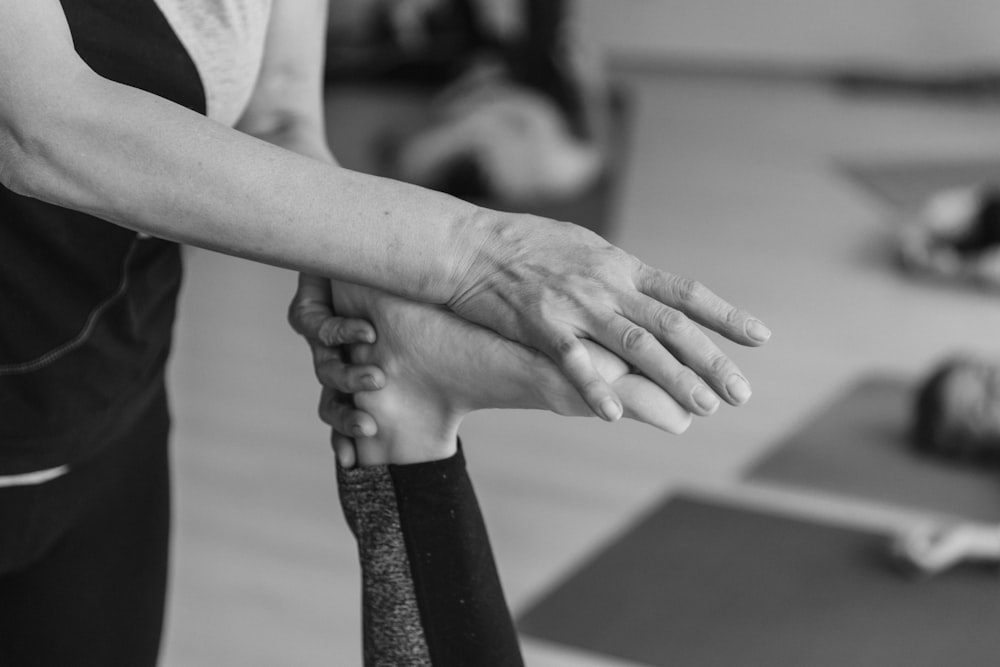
[{"left": 338, "top": 444, "right": 524, "bottom": 666}]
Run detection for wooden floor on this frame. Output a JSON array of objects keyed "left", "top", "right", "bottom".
[{"left": 162, "top": 68, "right": 1000, "bottom": 666}]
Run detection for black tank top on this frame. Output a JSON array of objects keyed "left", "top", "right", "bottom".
[{"left": 0, "top": 0, "right": 206, "bottom": 473}]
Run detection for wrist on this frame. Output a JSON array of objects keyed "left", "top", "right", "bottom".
[{"left": 445, "top": 206, "right": 512, "bottom": 308}]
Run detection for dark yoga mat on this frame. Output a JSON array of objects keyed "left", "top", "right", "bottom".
[
  {"left": 518, "top": 495, "right": 1000, "bottom": 667},
  {"left": 748, "top": 375, "right": 1000, "bottom": 522},
  {"left": 840, "top": 157, "right": 1000, "bottom": 210}
]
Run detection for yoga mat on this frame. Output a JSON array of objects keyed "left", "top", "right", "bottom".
[
  {"left": 840, "top": 158, "right": 1000, "bottom": 210},
  {"left": 323, "top": 83, "right": 632, "bottom": 239},
  {"left": 518, "top": 495, "right": 1000, "bottom": 667},
  {"left": 748, "top": 375, "right": 1000, "bottom": 522}
]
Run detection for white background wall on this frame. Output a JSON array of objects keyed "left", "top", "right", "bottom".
[{"left": 579, "top": 0, "right": 1000, "bottom": 73}]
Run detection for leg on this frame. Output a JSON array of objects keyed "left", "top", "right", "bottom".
[
  {"left": 0, "top": 387, "right": 171, "bottom": 667},
  {"left": 338, "top": 445, "right": 523, "bottom": 667}
]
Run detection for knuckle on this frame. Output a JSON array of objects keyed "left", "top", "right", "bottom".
[
  {"left": 723, "top": 306, "right": 746, "bottom": 330},
  {"left": 581, "top": 376, "right": 607, "bottom": 397},
  {"left": 674, "top": 367, "right": 700, "bottom": 388},
  {"left": 287, "top": 301, "right": 309, "bottom": 332},
  {"left": 554, "top": 336, "right": 581, "bottom": 360},
  {"left": 656, "top": 308, "right": 689, "bottom": 336},
  {"left": 674, "top": 278, "right": 706, "bottom": 303},
  {"left": 706, "top": 353, "right": 733, "bottom": 377},
  {"left": 621, "top": 324, "right": 650, "bottom": 353},
  {"left": 318, "top": 318, "right": 343, "bottom": 345},
  {"left": 318, "top": 393, "right": 335, "bottom": 424},
  {"left": 314, "top": 359, "right": 340, "bottom": 386}
]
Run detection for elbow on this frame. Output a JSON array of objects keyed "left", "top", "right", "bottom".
[
  {"left": 0, "top": 68, "right": 105, "bottom": 203},
  {"left": 0, "top": 122, "right": 36, "bottom": 196},
  {"left": 0, "top": 116, "right": 60, "bottom": 200}
]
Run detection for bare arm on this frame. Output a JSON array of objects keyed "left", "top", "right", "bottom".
[
  {"left": 0, "top": 0, "right": 475, "bottom": 300},
  {"left": 0, "top": 0, "right": 770, "bottom": 422},
  {"left": 237, "top": 0, "right": 385, "bottom": 437}
]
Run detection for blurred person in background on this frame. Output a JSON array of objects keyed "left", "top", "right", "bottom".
[{"left": 892, "top": 355, "right": 1000, "bottom": 576}]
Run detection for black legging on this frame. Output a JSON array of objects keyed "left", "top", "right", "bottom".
[
  {"left": 0, "top": 385, "right": 171, "bottom": 667},
  {"left": 0, "top": 381, "right": 524, "bottom": 666}
]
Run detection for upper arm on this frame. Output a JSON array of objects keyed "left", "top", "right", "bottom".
[
  {"left": 0, "top": 0, "right": 96, "bottom": 192},
  {"left": 236, "top": 0, "right": 330, "bottom": 145}
]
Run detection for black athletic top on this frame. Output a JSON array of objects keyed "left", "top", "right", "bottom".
[{"left": 1, "top": 1, "right": 212, "bottom": 474}]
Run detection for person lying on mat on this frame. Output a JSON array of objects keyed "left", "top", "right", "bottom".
[
  {"left": 891, "top": 354, "right": 1000, "bottom": 576},
  {"left": 329, "top": 278, "right": 691, "bottom": 666},
  {"left": 897, "top": 186, "right": 1000, "bottom": 290}
]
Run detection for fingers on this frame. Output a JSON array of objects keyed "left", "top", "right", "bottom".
[
  {"left": 319, "top": 387, "right": 378, "bottom": 438},
  {"left": 613, "top": 374, "right": 692, "bottom": 434},
  {"left": 289, "top": 273, "right": 333, "bottom": 337},
  {"left": 312, "top": 345, "right": 385, "bottom": 393},
  {"left": 540, "top": 324, "right": 623, "bottom": 421},
  {"left": 289, "top": 273, "right": 376, "bottom": 345},
  {"left": 636, "top": 265, "right": 771, "bottom": 347},
  {"left": 610, "top": 295, "right": 753, "bottom": 410},
  {"left": 332, "top": 432, "right": 357, "bottom": 469}
]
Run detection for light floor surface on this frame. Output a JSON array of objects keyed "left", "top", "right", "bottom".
[{"left": 162, "top": 68, "right": 1000, "bottom": 666}]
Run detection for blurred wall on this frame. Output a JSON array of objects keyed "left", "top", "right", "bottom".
[{"left": 579, "top": 0, "right": 1000, "bottom": 73}]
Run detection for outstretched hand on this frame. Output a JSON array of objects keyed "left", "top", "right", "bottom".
[{"left": 450, "top": 213, "right": 771, "bottom": 422}]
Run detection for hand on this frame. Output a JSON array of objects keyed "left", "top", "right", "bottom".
[
  {"left": 332, "top": 281, "right": 692, "bottom": 467},
  {"left": 449, "top": 213, "right": 771, "bottom": 422},
  {"left": 288, "top": 274, "right": 387, "bottom": 458}
]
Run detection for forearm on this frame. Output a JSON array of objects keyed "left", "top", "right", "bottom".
[{"left": 9, "top": 71, "right": 483, "bottom": 302}]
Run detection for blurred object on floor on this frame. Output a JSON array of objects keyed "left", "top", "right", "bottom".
[
  {"left": 890, "top": 520, "right": 1000, "bottom": 577},
  {"left": 896, "top": 187, "right": 1000, "bottom": 290},
  {"left": 323, "top": 82, "right": 631, "bottom": 239},
  {"left": 383, "top": 64, "right": 606, "bottom": 206},
  {"left": 324, "top": 0, "right": 623, "bottom": 228},
  {"left": 912, "top": 354, "right": 1000, "bottom": 463},
  {"left": 834, "top": 70, "right": 1000, "bottom": 105},
  {"left": 840, "top": 157, "right": 1000, "bottom": 291},
  {"left": 748, "top": 375, "right": 1000, "bottom": 522},
  {"left": 841, "top": 157, "right": 1000, "bottom": 210}
]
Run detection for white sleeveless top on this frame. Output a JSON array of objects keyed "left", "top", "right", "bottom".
[{"left": 154, "top": 0, "right": 273, "bottom": 127}]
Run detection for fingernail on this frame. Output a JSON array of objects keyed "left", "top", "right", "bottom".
[
  {"left": 692, "top": 386, "right": 720, "bottom": 413},
  {"left": 726, "top": 374, "right": 752, "bottom": 404},
  {"left": 361, "top": 374, "right": 381, "bottom": 390},
  {"left": 352, "top": 424, "right": 368, "bottom": 437},
  {"left": 600, "top": 397, "right": 623, "bottom": 421},
  {"left": 746, "top": 319, "right": 771, "bottom": 343}
]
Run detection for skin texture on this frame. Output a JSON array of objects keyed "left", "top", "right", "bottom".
[
  {"left": 1, "top": 0, "right": 769, "bottom": 428},
  {"left": 326, "top": 280, "right": 692, "bottom": 467}
]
